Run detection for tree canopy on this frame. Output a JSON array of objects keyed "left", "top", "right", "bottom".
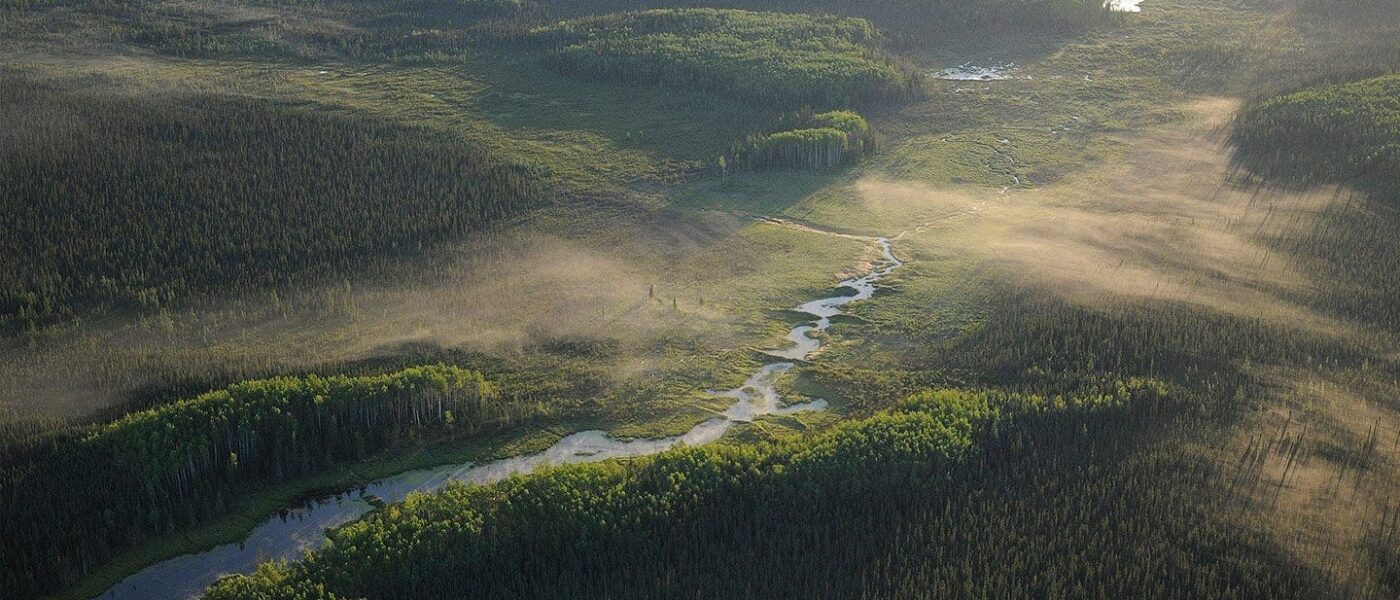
[{"left": 524, "top": 9, "right": 923, "bottom": 108}]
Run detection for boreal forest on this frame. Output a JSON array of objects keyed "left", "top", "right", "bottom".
[{"left": 1, "top": 0, "right": 1397, "bottom": 598}]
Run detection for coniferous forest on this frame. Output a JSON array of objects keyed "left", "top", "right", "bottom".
[
  {"left": 1, "top": 0, "right": 1398, "bottom": 599},
  {"left": 1231, "top": 74, "right": 1399, "bottom": 199},
  {"left": 0, "top": 366, "right": 510, "bottom": 595},
  {"left": 0, "top": 77, "right": 538, "bottom": 330},
  {"left": 525, "top": 9, "right": 922, "bottom": 107},
  {"left": 733, "top": 110, "right": 881, "bottom": 170},
  {"left": 205, "top": 382, "right": 1323, "bottom": 600}
]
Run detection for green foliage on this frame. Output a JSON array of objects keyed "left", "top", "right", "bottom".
[
  {"left": 0, "top": 77, "right": 538, "bottom": 329},
  {"left": 806, "top": 108, "right": 868, "bottom": 133},
  {"left": 538, "top": 0, "right": 1115, "bottom": 41},
  {"left": 525, "top": 9, "right": 922, "bottom": 108},
  {"left": 405, "top": 0, "right": 526, "bottom": 15},
  {"left": 1297, "top": 0, "right": 1396, "bottom": 22},
  {"left": 935, "top": 288, "right": 1367, "bottom": 391},
  {"left": 746, "top": 127, "right": 852, "bottom": 170},
  {"left": 0, "top": 365, "right": 521, "bottom": 598},
  {"left": 733, "top": 110, "right": 880, "bottom": 170},
  {"left": 95, "top": 365, "right": 497, "bottom": 482},
  {"left": 1231, "top": 74, "right": 1400, "bottom": 198},
  {"left": 4, "top": 0, "right": 529, "bottom": 62},
  {"left": 202, "top": 380, "right": 1314, "bottom": 599}
]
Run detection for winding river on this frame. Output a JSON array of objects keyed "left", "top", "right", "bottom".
[{"left": 97, "top": 235, "right": 904, "bottom": 600}]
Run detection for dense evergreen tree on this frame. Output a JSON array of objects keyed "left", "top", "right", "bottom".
[
  {"left": 734, "top": 110, "right": 880, "bottom": 170},
  {"left": 0, "top": 366, "right": 515, "bottom": 598},
  {"left": 203, "top": 380, "right": 1323, "bottom": 600},
  {"left": 0, "top": 78, "right": 539, "bottom": 329},
  {"left": 1231, "top": 74, "right": 1400, "bottom": 199},
  {"left": 522, "top": 9, "right": 923, "bottom": 108}
]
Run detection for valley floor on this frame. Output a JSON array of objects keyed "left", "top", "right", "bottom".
[{"left": 1, "top": 0, "right": 1397, "bottom": 597}]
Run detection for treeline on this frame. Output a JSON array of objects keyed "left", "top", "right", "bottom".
[
  {"left": 0, "top": 365, "right": 522, "bottom": 598},
  {"left": 0, "top": 77, "right": 539, "bottom": 330},
  {"left": 119, "top": 0, "right": 532, "bottom": 61},
  {"left": 520, "top": 9, "right": 923, "bottom": 108},
  {"left": 1230, "top": 74, "right": 1399, "bottom": 199},
  {"left": 730, "top": 110, "right": 879, "bottom": 170},
  {"left": 203, "top": 379, "right": 1320, "bottom": 599}
]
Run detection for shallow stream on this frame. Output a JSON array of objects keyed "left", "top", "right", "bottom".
[{"left": 97, "top": 237, "right": 904, "bottom": 600}]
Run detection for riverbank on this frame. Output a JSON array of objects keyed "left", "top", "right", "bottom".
[{"left": 70, "top": 235, "right": 905, "bottom": 600}]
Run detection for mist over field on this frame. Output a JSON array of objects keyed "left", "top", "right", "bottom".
[{"left": 1, "top": 0, "right": 1397, "bottom": 599}]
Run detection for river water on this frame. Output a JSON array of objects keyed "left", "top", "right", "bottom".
[{"left": 96, "top": 237, "right": 904, "bottom": 600}]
